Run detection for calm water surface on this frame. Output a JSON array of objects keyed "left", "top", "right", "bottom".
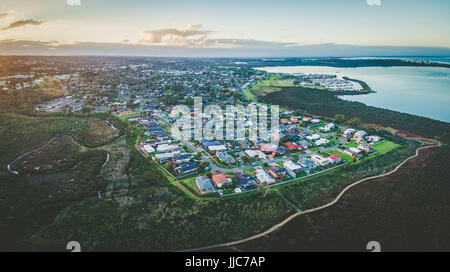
[{"left": 256, "top": 66, "right": 450, "bottom": 123}]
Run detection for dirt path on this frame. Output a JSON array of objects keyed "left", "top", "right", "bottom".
[
  {"left": 178, "top": 141, "right": 441, "bottom": 252},
  {"left": 6, "top": 134, "right": 61, "bottom": 175}
]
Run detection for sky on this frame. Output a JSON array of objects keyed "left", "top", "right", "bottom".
[{"left": 0, "top": 0, "right": 449, "bottom": 57}]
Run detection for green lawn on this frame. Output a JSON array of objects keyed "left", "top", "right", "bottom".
[
  {"left": 243, "top": 168, "right": 256, "bottom": 175},
  {"left": 330, "top": 149, "right": 353, "bottom": 163},
  {"left": 120, "top": 112, "right": 141, "bottom": 119},
  {"left": 179, "top": 176, "right": 201, "bottom": 196},
  {"left": 372, "top": 141, "right": 401, "bottom": 155},
  {"left": 243, "top": 88, "right": 257, "bottom": 101}
]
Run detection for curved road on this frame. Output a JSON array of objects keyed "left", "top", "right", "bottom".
[
  {"left": 178, "top": 141, "right": 441, "bottom": 252},
  {"left": 7, "top": 134, "right": 60, "bottom": 175}
]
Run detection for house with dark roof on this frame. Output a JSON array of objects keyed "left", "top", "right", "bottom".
[
  {"left": 172, "top": 154, "right": 193, "bottom": 165},
  {"left": 216, "top": 151, "right": 235, "bottom": 164},
  {"left": 267, "top": 166, "right": 287, "bottom": 180},
  {"left": 298, "top": 158, "right": 319, "bottom": 172},
  {"left": 195, "top": 176, "right": 216, "bottom": 195},
  {"left": 175, "top": 162, "right": 198, "bottom": 175},
  {"left": 227, "top": 141, "right": 242, "bottom": 150},
  {"left": 235, "top": 173, "right": 257, "bottom": 189}
]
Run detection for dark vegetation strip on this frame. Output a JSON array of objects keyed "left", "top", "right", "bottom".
[{"left": 261, "top": 86, "right": 450, "bottom": 144}]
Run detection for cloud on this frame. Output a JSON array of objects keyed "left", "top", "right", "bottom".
[
  {"left": 367, "top": 0, "right": 381, "bottom": 6},
  {"left": 1, "top": 19, "right": 46, "bottom": 31},
  {"left": 0, "top": 11, "right": 15, "bottom": 20},
  {"left": 138, "top": 24, "right": 298, "bottom": 49},
  {"left": 139, "top": 24, "right": 213, "bottom": 45}
]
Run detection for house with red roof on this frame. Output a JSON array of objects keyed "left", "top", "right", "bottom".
[
  {"left": 280, "top": 118, "right": 291, "bottom": 125},
  {"left": 212, "top": 174, "right": 233, "bottom": 188},
  {"left": 259, "top": 144, "right": 278, "bottom": 154},
  {"left": 284, "top": 142, "right": 302, "bottom": 151},
  {"left": 327, "top": 155, "right": 342, "bottom": 164}
]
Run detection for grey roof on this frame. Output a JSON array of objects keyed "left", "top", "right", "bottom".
[{"left": 196, "top": 176, "right": 215, "bottom": 191}]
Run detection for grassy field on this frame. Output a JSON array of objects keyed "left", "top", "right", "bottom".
[
  {"left": 244, "top": 75, "right": 295, "bottom": 101},
  {"left": 0, "top": 114, "right": 124, "bottom": 250},
  {"left": 76, "top": 118, "right": 120, "bottom": 148},
  {"left": 372, "top": 141, "right": 401, "bottom": 155},
  {"left": 330, "top": 149, "right": 353, "bottom": 163},
  {"left": 0, "top": 114, "right": 89, "bottom": 169},
  {"left": 243, "top": 88, "right": 257, "bottom": 102}
]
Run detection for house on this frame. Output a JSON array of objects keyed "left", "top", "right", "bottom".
[
  {"left": 216, "top": 151, "right": 235, "bottom": 164},
  {"left": 283, "top": 160, "right": 303, "bottom": 173},
  {"left": 172, "top": 154, "right": 193, "bottom": 165},
  {"left": 119, "top": 110, "right": 135, "bottom": 116},
  {"left": 156, "top": 144, "right": 179, "bottom": 153},
  {"left": 319, "top": 123, "right": 335, "bottom": 132},
  {"left": 235, "top": 173, "right": 257, "bottom": 189},
  {"left": 155, "top": 152, "right": 176, "bottom": 163},
  {"left": 227, "top": 141, "right": 242, "bottom": 150},
  {"left": 297, "top": 159, "right": 318, "bottom": 172},
  {"left": 212, "top": 173, "right": 233, "bottom": 188},
  {"left": 366, "top": 135, "right": 381, "bottom": 144},
  {"left": 280, "top": 118, "right": 291, "bottom": 125},
  {"left": 195, "top": 176, "right": 216, "bottom": 195},
  {"left": 143, "top": 144, "right": 155, "bottom": 154},
  {"left": 327, "top": 155, "right": 342, "bottom": 164},
  {"left": 343, "top": 128, "right": 356, "bottom": 138},
  {"left": 297, "top": 140, "right": 312, "bottom": 149},
  {"left": 306, "top": 134, "right": 321, "bottom": 142},
  {"left": 346, "top": 147, "right": 363, "bottom": 156},
  {"left": 255, "top": 169, "right": 276, "bottom": 185},
  {"left": 267, "top": 166, "right": 287, "bottom": 180},
  {"left": 208, "top": 145, "right": 227, "bottom": 152},
  {"left": 311, "top": 155, "right": 330, "bottom": 166},
  {"left": 315, "top": 138, "right": 330, "bottom": 146},
  {"left": 201, "top": 140, "right": 222, "bottom": 147},
  {"left": 303, "top": 117, "right": 313, "bottom": 122},
  {"left": 259, "top": 144, "right": 278, "bottom": 154},
  {"left": 358, "top": 143, "right": 371, "bottom": 153},
  {"left": 276, "top": 146, "right": 286, "bottom": 155},
  {"left": 311, "top": 119, "right": 321, "bottom": 125},
  {"left": 284, "top": 142, "right": 302, "bottom": 151},
  {"left": 286, "top": 169, "right": 297, "bottom": 179},
  {"left": 354, "top": 130, "right": 368, "bottom": 139},
  {"left": 175, "top": 162, "right": 198, "bottom": 175},
  {"left": 244, "top": 150, "right": 267, "bottom": 160},
  {"left": 235, "top": 151, "right": 248, "bottom": 159}
]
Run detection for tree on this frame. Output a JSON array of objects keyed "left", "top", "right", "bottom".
[
  {"left": 334, "top": 114, "right": 345, "bottom": 124},
  {"left": 347, "top": 117, "right": 362, "bottom": 127},
  {"left": 199, "top": 161, "right": 209, "bottom": 171},
  {"left": 194, "top": 152, "right": 202, "bottom": 160},
  {"left": 164, "top": 162, "right": 175, "bottom": 173}
]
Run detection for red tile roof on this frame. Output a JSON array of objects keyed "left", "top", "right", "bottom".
[{"left": 328, "top": 155, "right": 341, "bottom": 161}]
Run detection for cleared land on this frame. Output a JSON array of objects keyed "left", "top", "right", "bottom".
[{"left": 76, "top": 118, "right": 120, "bottom": 148}]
